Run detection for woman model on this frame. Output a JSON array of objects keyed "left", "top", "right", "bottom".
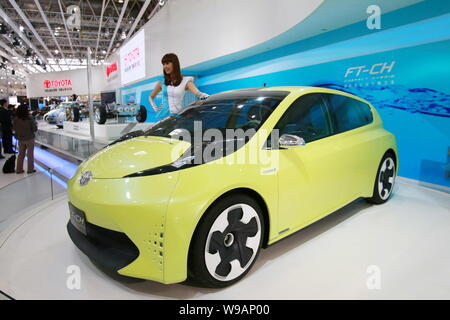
[{"left": 149, "top": 53, "right": 209, "bottom": 119}]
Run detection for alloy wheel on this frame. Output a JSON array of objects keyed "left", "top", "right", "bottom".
[
  {"left": 204, "top": 203, "right": 261, "bottom": 282},
  {"left": 378, "top": 157, "right": 396, "bottom": 200}
]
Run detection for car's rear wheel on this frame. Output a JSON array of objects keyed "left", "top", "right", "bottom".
[
  {"left": 368, "top": 152, "right": 396, "bottom": 204},
  {"left": 136, "top": 105, "right": 147, "bottom": 122},
  {"left": 188, "top": 194, "right": 264, "bottom": 288},
  {"left": 95, "top": 105, "right": 107, "bottom": 124}
]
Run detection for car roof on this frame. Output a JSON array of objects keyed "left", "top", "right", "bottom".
[{"left": 220, "top": 86, "right": 369, "bottom": 104}]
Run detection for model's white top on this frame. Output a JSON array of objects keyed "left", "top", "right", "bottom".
[{"left": 161, "top": 76, "right": 194, "bottom": 114}]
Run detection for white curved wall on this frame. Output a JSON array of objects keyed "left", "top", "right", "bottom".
[{"left": 135, "top": 0, "right": 323, "bottom": 83}]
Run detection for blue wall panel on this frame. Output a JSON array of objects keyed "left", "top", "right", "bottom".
[
  {"left": 118, "top": 5, "right": 450, "bottom": 188},
  {"left": 197, "top": 39, "right": 450, "bottom": 188}
]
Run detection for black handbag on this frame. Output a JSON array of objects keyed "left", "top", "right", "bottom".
[
  {"left": 2, "top": 139, "right": 17, "bottom": 174},
  {"left": 2, "top": 153, "right": 16, "bottom": 173}
]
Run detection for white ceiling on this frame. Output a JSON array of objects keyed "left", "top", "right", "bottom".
[{"left": 186, "top": 0, "right": 424, "bottom": 73}]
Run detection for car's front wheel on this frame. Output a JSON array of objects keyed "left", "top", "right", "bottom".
[
  {"left": 188, "top": 194, "right": 264, "bottom": 288},
  {"left": 368, "top": 152, "right": 396, "bottom": 204}
]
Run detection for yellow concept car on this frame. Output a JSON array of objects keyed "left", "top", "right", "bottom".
[{"left": 67, "top": 87, "right": 398, "bottom": 288}]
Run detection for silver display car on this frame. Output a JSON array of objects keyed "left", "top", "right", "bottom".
[
  {"left": 43, "top": 102, "right": 82, "bottom": 128},
  {"left": 43, "top": 104, "right": 67, "bottom": 127}
]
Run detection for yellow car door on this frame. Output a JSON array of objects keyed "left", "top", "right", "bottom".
[
  {"left": 272, "top": 93, "right": 347, "bottom": 234},
  {"left": 322, "top": 92, "right": 379, "bottom": 201}
]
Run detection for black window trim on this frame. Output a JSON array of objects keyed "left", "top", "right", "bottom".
[
  {"left": 321, "top": 92, "right": 374, "bottom": 136},
  {"left": 266, "top": 92, "right": 336, "bottom": 149}
]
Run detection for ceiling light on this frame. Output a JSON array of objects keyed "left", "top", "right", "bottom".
[
  {"left": 118, "top": 0, "right": 124, "bottom": 3},
  {"left": 19, "top": 25, "right": 25, "bottom": 32},
  {"left": 102, "top": 50, "right": 106, "bottom": 54},
  {"left": 120, "top": 31, "right": 126, "bottom": 39},
  {"left": 54, "top": 49, "right": 59, "bottom": 54}
]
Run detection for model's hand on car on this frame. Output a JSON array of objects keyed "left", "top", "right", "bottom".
[{"left": 199, "top": 93, "right": 209, "bottom": 100}]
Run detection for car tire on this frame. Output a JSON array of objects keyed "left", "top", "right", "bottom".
[
  {"left": 187, "top": 194, "right": 264, "bottom": 288},
  {"left": 95, "top": 105, "right": 107, "bottom": 124},
  {"left": 367, "top": 152, "right": 397, "bottom": 204},
  {"left": 136, "top": 105, "right": 147, "bottom": 122},
  {"left": 71, "top": 106, "right": 80, "bottom": 122}
]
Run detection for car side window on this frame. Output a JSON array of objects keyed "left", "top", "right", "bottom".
[
  {"left": 274, "top": 93, "right": 332, "bottom": 143},
  {"left": 325, "top": 94, "right": 373, "bottom": 133}
]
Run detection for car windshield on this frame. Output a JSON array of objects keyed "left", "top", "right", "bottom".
[{"left": 145, "top": 90, "right": 288, "bottom": 139}]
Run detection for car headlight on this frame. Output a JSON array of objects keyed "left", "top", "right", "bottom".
[{"left": 124, "top": 154, "right": 197, "bottom": 178}]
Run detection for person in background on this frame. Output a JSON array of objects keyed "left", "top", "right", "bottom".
[
  {"left": 0, "top": 122, "right": 4, "bottom": 159},
  {"left": 0, "top": 99, "right": 14, "bottom": 154},
  {"left": 13, "top": 104, "right": 37, "bottom": 174},
  {"left": 148, "top": 53, "right": 209, "bottom": 120}
]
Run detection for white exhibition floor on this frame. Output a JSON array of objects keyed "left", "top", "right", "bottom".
[
  {"left": 0, "top": 179, "right": 449, "bottom": 299},
  {"left": 0, "top": 157, "right": 33, "bottom": 189}
]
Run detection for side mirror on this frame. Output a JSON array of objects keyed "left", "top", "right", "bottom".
[{"left": 279, "top": 134, "right": 306, "bottom": 148}]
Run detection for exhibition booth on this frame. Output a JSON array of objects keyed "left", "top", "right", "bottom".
[{"left": 0, "top": 0, "right": 449, "bottom": 300}]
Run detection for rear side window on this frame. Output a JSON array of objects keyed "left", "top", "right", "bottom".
[{"left": 325, "top": 94, "right": 373, "bottom": 133}]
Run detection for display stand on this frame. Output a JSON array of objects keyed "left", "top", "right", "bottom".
[
  {"left": 63, "top": 121, "right": 153, "bottom": 142},
  {"left": 0, "top": 179, "right": 449, "bottom": 299}
]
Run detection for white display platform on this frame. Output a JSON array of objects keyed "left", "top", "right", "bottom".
[
  {"left": 63, "top": 121, "right": 154, "bottom": 142},
  {"left": 0, "top": 179, "right": 449, "bottom": 299}
]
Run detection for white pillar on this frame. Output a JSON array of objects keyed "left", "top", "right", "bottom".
[{"left": 87, "top": 47, "right": 95, "bottom": 144}]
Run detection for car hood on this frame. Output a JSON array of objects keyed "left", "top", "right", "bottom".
[{"left": 78, "top": 136, "right": 191, "bottom": 179}]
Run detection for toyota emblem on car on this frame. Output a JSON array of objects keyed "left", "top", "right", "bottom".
[{"left": 79, "top": 171, "right": 92, "bottom": 186}]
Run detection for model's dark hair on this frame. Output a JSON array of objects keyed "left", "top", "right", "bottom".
[
  {"left": 16, "top": 104, "right": 29, "bottom": 120},
  {"left": 161, "top": 53, "right": 182, "bottom": 86},
  {"left": 0, "top": 99, "right": 6, "bottom": 106}
]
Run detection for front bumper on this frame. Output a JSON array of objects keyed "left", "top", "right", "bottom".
[
  {"left": 67, "top": 219, "right": 139, "bottom": 272},
  {"left": 67, "top": 172, "right": 182, "bottom": 283}
]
